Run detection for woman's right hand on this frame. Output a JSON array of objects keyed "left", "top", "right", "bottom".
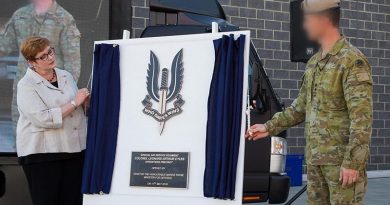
[{"left": 74, "top": 88, "right": 90, "bottom": 106}]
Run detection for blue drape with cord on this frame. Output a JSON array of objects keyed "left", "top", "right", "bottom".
[
  {"left": 204, "top": 34, "right": 246, "bottom": 200},
  {"left": 81, "top": 44, "right": 121, "bottom": 194}
]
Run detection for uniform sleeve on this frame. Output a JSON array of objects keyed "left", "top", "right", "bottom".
[
  {"left": 0, "top": 18, "right": 19, "bottom": 55},
  {"left": 17, "top": 83, "right": 63, "bottom": 129},
  {"left": 341, "top": 57, "right": 373, "bottom": 170},
  {"left": 265, "top": 73, "right": 307, "bottom": 136},
  {"left": 60, "top": 18, "right": 81, "bottom": 82}
]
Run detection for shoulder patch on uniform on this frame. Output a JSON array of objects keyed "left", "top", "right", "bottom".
[
  {"left": 355, "top": 59, "right": 365, "bottom": 67},
  {"left": 356, "top": 72, "right": 370, "bottom": 82}
]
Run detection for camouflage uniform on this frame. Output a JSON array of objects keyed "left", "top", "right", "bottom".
[
  {"left": 0, "top": 1, "right": 81, "bottom": 140},
  {"left": 265, "top": 37, "right": 372, "bottom": 205}
]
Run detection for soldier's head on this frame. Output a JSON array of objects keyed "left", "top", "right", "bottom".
[
  {"left": 30, "top": 0, "right": 53, "bottom": 4},
  {"left": 30, "top": 0, "right": 54, "bottom": 4},
  {"left": 30, "top": 0, "right": 54, "bottom": 13},
  {"left": 21, "top": 36, "right": 56, "bottom": 70},
  {"left": 302, "top": 0, "right": 341, "bottom": 42}
]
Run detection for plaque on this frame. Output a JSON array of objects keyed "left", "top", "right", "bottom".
[{"left": 130, "top": 152, "right": 189, "bottom": 189}]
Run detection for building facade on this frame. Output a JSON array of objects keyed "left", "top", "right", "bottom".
[{"left": 131, "top": 0, "right": 390, "bottom": 171}]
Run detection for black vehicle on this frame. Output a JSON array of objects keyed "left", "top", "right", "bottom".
[
  {"left": 141, "top": 0, "right": 290, "bottom": 203},
  {"left": 0, "top": 0, "right": 290, "bottom": 204}
]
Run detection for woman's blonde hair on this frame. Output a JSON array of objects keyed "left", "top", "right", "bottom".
[{"left": 20, "top": 36, "right": 50, "bottom": 61}]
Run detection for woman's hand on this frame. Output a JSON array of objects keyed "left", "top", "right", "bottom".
[
  {"left": 75, "top": 88, "right": 90, "bottom": 106},
  {"left": 61, "top": 89, "right": 90, "bottom": 119}
]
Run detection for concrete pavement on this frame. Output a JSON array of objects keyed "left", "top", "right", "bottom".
[{"left": 264, "top": 177, "right": 390, "bottom": 205}]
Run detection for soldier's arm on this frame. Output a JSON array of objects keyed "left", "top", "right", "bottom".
[
  {"left": 60, "top": 18, "right": 81, "bottom": 82},
  {"left": 264, "top": 74, "right": 307, "bottom": 136},
  {"left": 341, "top": 57, "right": 373, "bottom": 170},
  {"left": 0, "top": 18, "right": 18, "bottom": 55}
]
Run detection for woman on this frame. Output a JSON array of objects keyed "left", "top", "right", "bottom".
[{"left": 16, "top": 36, "right": 88, "bottom": 205}]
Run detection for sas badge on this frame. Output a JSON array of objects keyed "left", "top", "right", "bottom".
[{"left": 142, "top": 49, "right": 185, "bottom": 135}]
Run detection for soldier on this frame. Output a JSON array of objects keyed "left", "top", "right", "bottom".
[
  {"left": 0, "top": 0, "right": 81, "bottom": 140},
  {"left": 246, "top": 0, "right": 372, "bottom": 204}
]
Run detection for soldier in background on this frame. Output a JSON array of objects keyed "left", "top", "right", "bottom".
[
  {"left": 0, "top": 0, "right": 81, "bottom": 139},
  {"left": 246, "top": 0, "right": 372, "bottom": 204}
]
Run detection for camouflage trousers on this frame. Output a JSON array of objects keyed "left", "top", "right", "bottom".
[{"left": 307, "top": 165, "right": 367, "bottom": 205}]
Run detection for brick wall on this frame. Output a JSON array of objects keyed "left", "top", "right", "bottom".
[{"left": 131, "top": 0, "right": 390, "bottom": 171}]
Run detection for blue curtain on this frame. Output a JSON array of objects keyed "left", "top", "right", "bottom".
[
  {"left": 82, "top": 44, "right": 121, "bottom": 194},
  {"left": 204, "top": 34, "right": 246, "bottom": 200}
]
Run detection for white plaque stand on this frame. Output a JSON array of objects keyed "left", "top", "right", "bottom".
[{"left": 83, "top": 30, "right": 250, "bottom": 205}]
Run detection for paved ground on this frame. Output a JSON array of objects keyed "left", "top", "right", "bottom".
[{"left": 260, "top": 177, "right": 390, "bottom": 205}]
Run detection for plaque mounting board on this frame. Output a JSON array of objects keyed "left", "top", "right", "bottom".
[{"left": 83, "top": 31, "right": 250, "bottom": 205}]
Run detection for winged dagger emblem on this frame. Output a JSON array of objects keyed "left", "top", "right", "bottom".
[{"left": 142, "top": 49, "right": 185, "bottom": 135}]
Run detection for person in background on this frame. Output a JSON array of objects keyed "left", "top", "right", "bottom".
[
  {"left": 17, "top": 36, "right": 87, "bottom": 205},
  {"left": 246, "top": 0, "right": 372, "bottom": 204},
  {"left": 0, "top": 0, "right": 81, "bottom": 141}
]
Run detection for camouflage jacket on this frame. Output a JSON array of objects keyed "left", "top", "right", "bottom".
[
  {"left": 0, "top": 1, "right": 81, "bottom": 82},
  {"left": 265, "top": 37, "right": 373, "bottom": 170}
]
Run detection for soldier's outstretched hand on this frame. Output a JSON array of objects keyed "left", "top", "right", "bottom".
[{"left": 245, "top": 124, "right": 269, "bottom": 141}]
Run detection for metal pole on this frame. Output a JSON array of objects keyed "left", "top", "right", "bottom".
[
  {"left": 122, "top": 30, "right": 130, "bottom": 39},
  {"left": 211, "top": 22, "right": 219, "bottom": 33},
  {"left": 284, "top": 185, "right": 307, "bottom": 205}
]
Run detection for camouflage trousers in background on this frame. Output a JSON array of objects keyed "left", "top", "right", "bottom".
[
  {"left": 11, "top": 81, "right": 18, "bottom": 146},
  {"left": 307, "top": 165, "right": 367, "bottom": 205}
]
